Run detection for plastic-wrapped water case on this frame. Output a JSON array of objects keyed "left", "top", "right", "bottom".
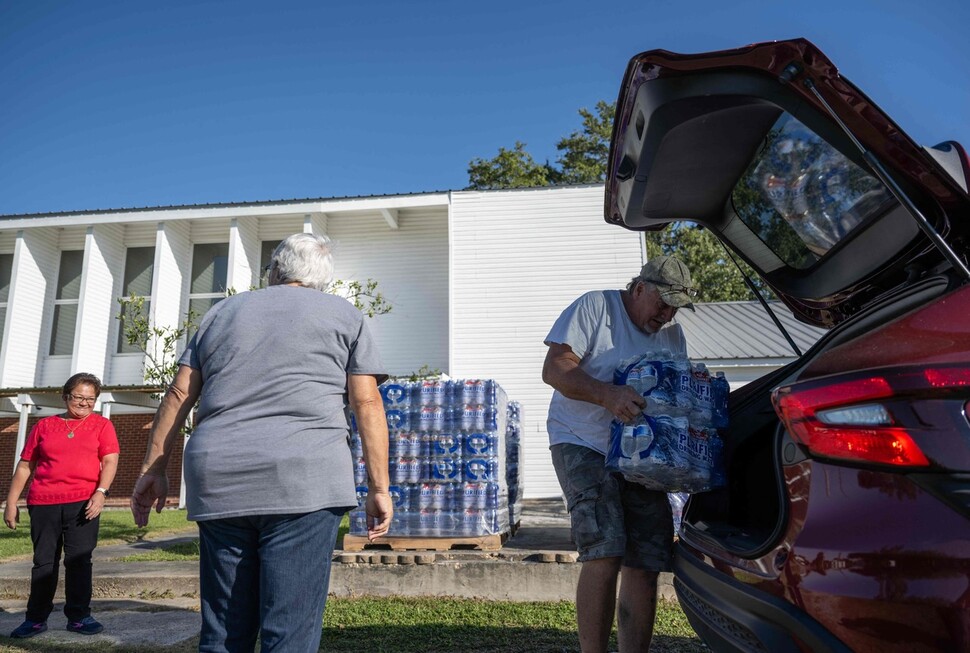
[
  {"left": 605, "top": 352, "right": 728, "bottom": 493},
  {"left": 349, "top": 377, "right": 515, "bottom": 538}
]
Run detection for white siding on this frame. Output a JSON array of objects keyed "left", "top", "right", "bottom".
[
  {"left": 228, "top": 217, "right": 259, "bottom": 292},
  {"left": 1, "top": 229, "right": 59, "bottom": 387},
  {"left": 190, "top": 219, "right": 231, "bottom": 244},
  {"left": 258, "top": 217, "right": 303, "bottom": 241},
  {"left": 327, "top": 207, "right": 448, "bottom": 377},
  {"left": 124, "top": 222, "right": 158, "bottom": 247},
  {"left": 450, "top": 186, "right": 645, "bottom": 498},
  {"left": 74, "top": 224, "right": 124, "bottom": 377}
]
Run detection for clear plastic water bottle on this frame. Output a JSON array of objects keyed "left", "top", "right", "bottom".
[
  {"left": 418, "top": 379, "right": 446, "bottom": 406},
  {"left": 459, "top": 404, "right": 486, "bottom": 432},
  {"left": 460, "top": 379, "right": 486, "bottom": 405},
  {"left": 668, "top": 492, "right": 688, "bottom": 534},
  {"left": 380, "top": 383, "right": 410, "bottom": 408},
  {"left": 712, "top": 371, "right": 730, "bottom": 429},
  {"left": 462, "top": 482, "right": 487, "bottom": 509},
  {"left": 464, "top": 432, "right": 492, "bottom": 457},
  {"left": 689, "top": 363, "right": 713, "bottom": 428},
  {"left": 667, "top": 353, "right": 692, "bottom": 416},
  {"left": 353, "top": 457, "right": 368, "bottom": 485}
]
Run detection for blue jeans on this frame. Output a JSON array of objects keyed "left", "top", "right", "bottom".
[{"left": 197, "top": 508, "right": 346, "bottom": 653}]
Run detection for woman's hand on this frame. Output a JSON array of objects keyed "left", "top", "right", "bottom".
[
  {"left": 130, "top": 472, "right": 169, "bottom": 528},
  {"left": 3, "top": 503, "right": 19, "bottom": 530},
  {"left": 85, "top": 491, "right": 106, "bottom": 521}
]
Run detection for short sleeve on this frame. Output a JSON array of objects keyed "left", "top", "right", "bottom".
[
  {"left": 544, "top": 292, "right": 605, "bottom": 360},
  {"left": 97, "top": 418, "right": 120, "bottom": 458},
  {"left": 347, "top": 316, "right": 388, "bottom": 384},
  {"left": 19, "top": 421, "right": 44, "bottom": 461}
]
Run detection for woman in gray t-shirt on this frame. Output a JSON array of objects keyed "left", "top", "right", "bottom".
[{"left": 130, "top": 233, "right": 392, "bottom": 653}]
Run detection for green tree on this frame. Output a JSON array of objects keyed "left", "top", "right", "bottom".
[
  {"left": 467, "top": 100, "right": 774, "bottom": 302},
  {"left": 118, "top": 279, "right": 392, "bottom": 391},
  {"left": 644, "top": 223, "right": 772, "bottom": 302},
  {"left": 466, "top": 103, "right": 615, "bottom": 190},
  {"left": 329, "top": 278, "right": 392, "bottom": 318},
  {"left": 554, "top": 100, "right": 615, "bottom": 185},
  {"left": 467, "top": 141, "right": 553, "bottom": 190},
  {"left": 116, "top": 295, "right": 198, "bottom": 393}
]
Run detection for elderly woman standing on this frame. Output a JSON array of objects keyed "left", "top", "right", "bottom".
[
  {"left": 4, "top": 373, "right": 119, "bottom": 639},
  {"left": 131, "top": 232, "right": 393, "bottom": 653}
]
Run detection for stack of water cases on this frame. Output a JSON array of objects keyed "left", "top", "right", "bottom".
[
  {"left": 505, "top": 401, "right": 523, "bottom": 529},
  {"left": 349, "top": 379, "right": 518, "bottom": 538}
]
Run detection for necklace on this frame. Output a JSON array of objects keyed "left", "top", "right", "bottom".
[{"left": 61, "top": 413, "right": 92, "bottom": 439}]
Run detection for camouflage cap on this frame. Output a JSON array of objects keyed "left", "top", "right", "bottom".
[{"left": 638, "top": 255, "right": 697, "bottom": 311}]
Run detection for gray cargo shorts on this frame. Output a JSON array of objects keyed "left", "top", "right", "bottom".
[{"left": 551, "top": 443, "right": 673, "bottom": 571}]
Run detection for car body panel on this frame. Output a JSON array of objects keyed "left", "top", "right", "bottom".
[{"left": 678, "top": 456, "right": 970, "bottom": 652}]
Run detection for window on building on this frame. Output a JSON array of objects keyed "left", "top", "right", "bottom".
[
  {"left": 49, "top": 250, "right": 84, "bottom": 356},
  {"left": 117, "top": 247, "right": 155, "bottom": 353},
  {"left": 0, "top": 253, "right": 13, "bottom": 360},
  {"left": 260, "top": 240, "right": 281, "bottom": 286},
  {"left": 189, "top": 243, "right": 229, "bottom": 322}
]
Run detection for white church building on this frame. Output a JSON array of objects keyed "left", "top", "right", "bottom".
[{"left": 0, "top": 184, "right": 823, "bottom": 500}]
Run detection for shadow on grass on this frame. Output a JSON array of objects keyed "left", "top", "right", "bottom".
[{"left": 321, "top": 624, "right": 707, "bottom": 653}]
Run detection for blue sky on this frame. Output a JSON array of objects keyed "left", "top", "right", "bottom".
[{"left": 1, "top": 0, "right": 967, "bottom": 216}]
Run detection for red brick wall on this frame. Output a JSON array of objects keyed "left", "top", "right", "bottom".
[{"left": 0, "top": 413, "right": 184, "bottom": 509}]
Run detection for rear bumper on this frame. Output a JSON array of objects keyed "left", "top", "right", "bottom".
[{"left": 672, "top": 543, "right": 852, "bottom": 653}]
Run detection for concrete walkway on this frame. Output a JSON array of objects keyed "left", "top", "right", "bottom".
[{"left": 0, "top": 498, "right": 676, "bottom": 648}]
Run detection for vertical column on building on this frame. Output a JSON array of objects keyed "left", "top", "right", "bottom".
[
  {"left": 228, "top": 217, "right": 259, "bottom": 292},
  {"left": 151, "top": 221, "right": 192, "bottom": 367},
  {"left": 72, "top": 224, "right": 125, "bottom": 380},
  {"left": 0, "top": 229, "right": 59, "bottom": 388},
  {"left": 152, "top": 221, "right": 192, "bottom": 509},
  {"left": 1, "top": 228, "right": 59, "bottom": 466},
  {"left": 303, "top": 212, "right": 328, "bottom": 237}
]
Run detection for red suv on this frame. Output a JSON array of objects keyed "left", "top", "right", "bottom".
[{"left": 605, "top": 38, "right": 970, "bottom": 653}]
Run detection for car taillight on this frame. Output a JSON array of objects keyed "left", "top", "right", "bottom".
[{"left": 772, "top": 366, "right": 970, "bottom": 468}]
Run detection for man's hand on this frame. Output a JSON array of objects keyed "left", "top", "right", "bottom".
[
  {"left": 130, "top": 473, "right": 169, "bottom": 528},
  {"left": 3, "top": 504, "right": 18, "bottom": 530},
  {"left": 364, "top": 490, "right": 393, "bottom": 542},
  {"left": 602, "top": 384, "right": 646, "bottom": 423}
]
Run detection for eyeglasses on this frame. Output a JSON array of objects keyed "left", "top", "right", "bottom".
[
  {"left": 68, "top": 394, "right": 97, "bottom": 405},
  {"left": 642, "top": 278, "right": 698, "bottom": 298}
]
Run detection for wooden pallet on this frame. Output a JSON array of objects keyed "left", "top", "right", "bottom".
[{"left": 342, "top": 529, "right": 511, "bottom": 552}]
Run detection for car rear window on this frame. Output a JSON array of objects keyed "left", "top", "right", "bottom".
[{"left": 731, "top": 113, "right": 897, "bottom": 269}]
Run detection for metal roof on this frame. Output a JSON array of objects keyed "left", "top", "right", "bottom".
[
  {"left": 677, "top": 301, "right": 827, "bottom": 361},
  {"left": 0, "top": 183, "right": 605, "bottom": 220}
]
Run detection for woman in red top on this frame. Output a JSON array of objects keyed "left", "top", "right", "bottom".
[{"left": 3, "top": 373, "right": 120, "bottom": 639}]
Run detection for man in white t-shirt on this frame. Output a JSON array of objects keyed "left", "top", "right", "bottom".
[{"left": 542, "top": 255, "right": 696, "bottom": 653}]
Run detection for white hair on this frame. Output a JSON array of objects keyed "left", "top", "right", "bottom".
[
  {"left": 269, "top": 233, "right": 334, "bottom": 291},
  {"left": 626, "top": 276, "right": 657, "bottom": 294}
]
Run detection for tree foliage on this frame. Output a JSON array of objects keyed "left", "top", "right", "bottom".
[
  {"left": 467, "top": 141, "right": 553, "bottom": 190},
  {"left": 117, "top": 279, "right": 393, "bottom": 392},
  {"left": 553, "top": 101, "right": 614, "bottom": 185},
  {"left": 467, "top": 102, "right": 614, "bottom": 190},
  {"left": 467, "top": 100, "right": 773, "bottom": 302},
  {"left": 644, "top": 223, "right": 771, "bottom": 302},
  {"left": 116, "top": 294, "right": 197, "bottom": 393},
  {"left": 329, "top": 278, "right": 393, "bottom": 318}
]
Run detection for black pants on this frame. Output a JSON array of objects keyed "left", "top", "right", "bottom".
[{"left": 26, "top": 501, "right": 100, "bottom": 623}]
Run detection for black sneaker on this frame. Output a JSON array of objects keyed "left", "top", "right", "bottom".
[
  {"left": 10, "top": 619, "right": 47, "bottom": 639},
  {"left": 66, "top": 616, "right": 103, "bottom": 635}
]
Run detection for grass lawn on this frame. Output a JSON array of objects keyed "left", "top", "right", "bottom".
[
  {"left": 0, "top": 596, "right": 704, "bottom": 652},
  {"left": 0, "top": 508, "right": 199, "bottom": 561},
  {"left": 0, "top": 509, "right": 350, "bottom": 562}
]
